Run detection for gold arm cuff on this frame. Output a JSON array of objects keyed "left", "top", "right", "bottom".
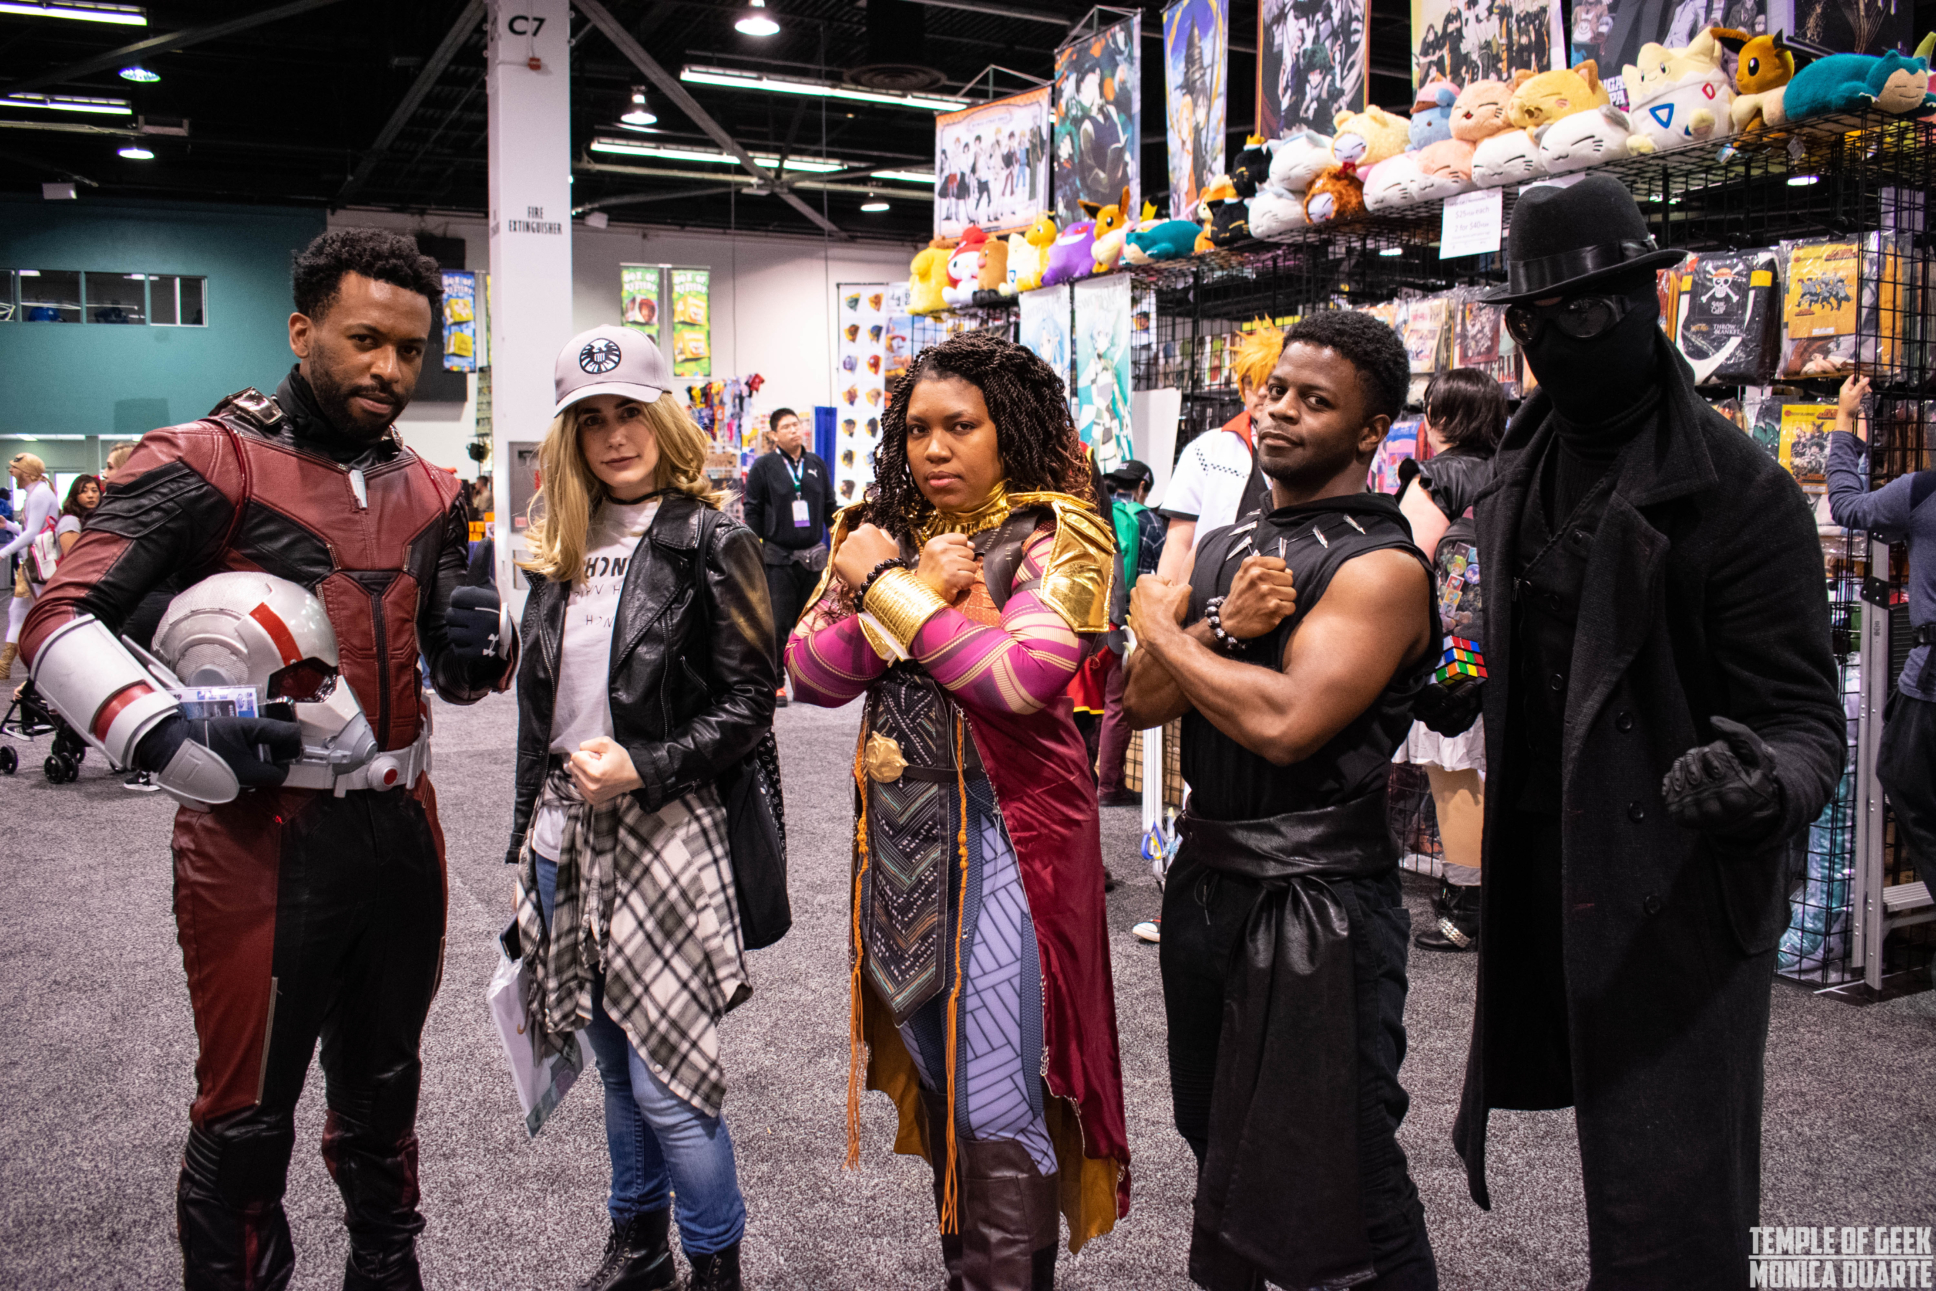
[{"left": 861, "top": 567, "right": 951, "bottom": 652}]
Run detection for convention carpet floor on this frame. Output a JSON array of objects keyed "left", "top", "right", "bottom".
[{"left": 2, "top": 690, "right": 1931, "bottom": 1290}]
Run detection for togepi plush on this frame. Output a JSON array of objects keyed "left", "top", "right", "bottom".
[
  {"left": 1303, "top": 168, "right": 1365, "bottom": 224},
  {"left": 1507, "top": 61, "right": 1610, "bottom": 131},
  {"left": 1247, "top": 185, "right": 1308, "bottom": 239},
  {"left": 1041, "top": 218, "right": 1096, "bottom": 286},
  {"left": 1538, "top": 104, "right": 1636, "bottom": 172},
  {"left": 1330, "top": 106, "right": 1412, "bottom": 178},
  {"left": 1781, "top": 49, "right": 1936, "bottom": 119},
  {"left": 1470, "top": 127, "right": 1546, "bottom": 186},
  {"left": 1451, "top": 74, "right": 1530, "bottom": 144},
  {"left": 1713, "top": 29, "right": 1797, "bottom": 130},
  {"left": 909, "top": 236, "right": 956, "bottom": 314},
  {"left": 941, "top": 227, "right": 990, "bottom": 306},
  {"left": 1123, "top": 218, "right": 1201, "bottom": 262},
  {"left": 1410, "top": 78, "right": 1461, "bottom": 149},
  {"left": 1414, "top": 137, "right": 1478, "bottom": 197},
  {"left": 1623, "top": 32, "right": 1735, "bottom": 153},
  {"left": 1268, "top": 130, "right": 1338, "bottom": 194},
  {"left": 1362, "top": 152, "right": 1426, "bottom": 211}
]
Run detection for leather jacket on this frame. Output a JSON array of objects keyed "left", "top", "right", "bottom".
[
  {"left": 506, "top": 491, "right": 778, "bottom": 864},
  {"left": 1415, "top": 446, "right": 1495, "bottom": 523}
]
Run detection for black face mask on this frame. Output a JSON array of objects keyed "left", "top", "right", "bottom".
[{"left": 1517, "top": 280, "right": 1662, "bottom": 426}]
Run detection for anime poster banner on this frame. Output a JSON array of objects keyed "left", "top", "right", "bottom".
[
  {"left": 1019, "top": 284, "right": 1073, "bottom": 417},
  {"left": 1413, "top": 0, "right": 1562, "bottom": 89},
  {"left": 1052, "top": 15, "right": 1141, "bottom": 227},
  {"left": 621, "top": 264, "right": 661, "bottom": 340},
  {"left": 670, "top": 269, "right": 710, "bottom": 378},
  {"left": 1258, "top": 0, "right": 1365, "bottom": 138},
  {"left": 882, "top": 282, "right": 914, "bottom": 388},
  {"left": 1571, "top": 0, "right": 1765, "bottom": 100},
  {"left": 833, "top": 283, "right": 888, "bottom": 503},
  {"left": 935, "top": 87, "right": 1051, "bottom": 240},
  {"left": 1164, "top": 0, "right": 1228, "bottom": 219},
  {"left": 1073, "top": 275, "right": 1132, "bottom": 475},
  {"left": 440, "top": 270, "right": 476, "bottom": 372}
]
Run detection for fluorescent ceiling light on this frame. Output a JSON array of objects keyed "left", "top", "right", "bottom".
[
  {"left": 0, "top": 1, "right": 146, "bottom": 24},
  {"left": 735, "top": 0, "right": 778, "bottom": 37},
  {"left": 870, "top": 169, "right": 936, "bottom": 184},
  {"left": 860, "top": 200, "right": 891, "bottom": 212},
  {"left": 1, "top": 93, "right": 132, "bottom": 115},
  {"left": 117, "top": 144, "right": 152, "bottom": 158},
  {"left": 1787, "top": 174, "right": 1819, "bottom": 187},
  {"left": 590, "top": 137, "right": 846, "bottom": 173},
  {"left": 681, "top": 65, "right": 968, "bottom": 113},
  {"left": 118, "top": 64, "right": 159, "bottom": 82}
]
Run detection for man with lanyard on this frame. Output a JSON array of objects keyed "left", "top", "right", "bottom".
[
  {"left": 743, "top": 405, "right": 835, "bottom": 704},
  {"left": 1154, "top": 327, "right": 1279, "bottom": 585},
  {"left": 1124, "top": 310, "right": 1440, "bottom": 1290}
]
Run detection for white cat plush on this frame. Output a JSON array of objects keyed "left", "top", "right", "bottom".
[
  {"left": 1268, "top": 130, "right": 1338, "bottom": 196},
  {"left": 1362, "top": 152, "right": 1426, "bottom": 211},
  {"left": 1248, "top": 184, "right": 1309, "bottom": 239},
  {"left": 1536, "top": 105, "right": 1635, "bottom": 173},
  {"left": 1470, "top": 128, "right": 1545, "bottom": 187}
]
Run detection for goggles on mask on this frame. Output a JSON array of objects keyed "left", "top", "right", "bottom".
[{"left": 1503, "top": 293, "right": 1633, "bottom": 346}]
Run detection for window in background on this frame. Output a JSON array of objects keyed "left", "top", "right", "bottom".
[
  {"left": 84, "top": 271, "right": 147, "bottom": 324},
  {"left": 19, "top": 270, "right": 82, "bottom": 323},
  {"left": 0, "top": 270, "right": 15, "bottom": 321},
  {"left": 150, "top": 274, "right": 207, "bottom": 326}
]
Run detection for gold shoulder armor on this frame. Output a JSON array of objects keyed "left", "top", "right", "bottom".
[{"left": 1008, "top": 492, "right": 1116, "bottom": 634}]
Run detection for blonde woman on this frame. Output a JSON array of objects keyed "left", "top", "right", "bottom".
[
  {"left": 507, "top": 326, "right": 776, "bottom": 1291},
  {"left": 1, "top": 453, "right": 58, "bottom": 679}
]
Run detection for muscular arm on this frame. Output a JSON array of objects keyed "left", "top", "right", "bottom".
[
  {"left": 1134, "top": 549, "right": 1432, "bottom": 766},
  {"left": 1121, "top": 619, "right": 1218, "bottom": 728},
  {"left": 1154, "top": 517, "right": 1197, "bottom": 582}
]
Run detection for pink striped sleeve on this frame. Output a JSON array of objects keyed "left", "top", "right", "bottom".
[
  {"left": 785, "top": 578, "right": 889, "bottom": 707},
  {"left": 909, "top": 529, "right": 1083, "bottom": 718}
]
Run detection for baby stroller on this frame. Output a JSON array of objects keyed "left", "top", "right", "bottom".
[{"left": 0, "top": 680, "right": 89, "bottom": 783}]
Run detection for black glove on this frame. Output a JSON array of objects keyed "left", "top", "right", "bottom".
[
  {"left": 1413, "top": 678, "right": 1484, "bottom": 737},
  {"left": 134, "top": 714, "right": 302, "bottom": 788},
  {"left": 1662, "top": 715, "right": 1786, "bottom": 841},
  {"left": 445, "top": 585, "right": 503, "bottom": 664}
]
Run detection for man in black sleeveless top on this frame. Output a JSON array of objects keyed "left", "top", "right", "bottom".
[{"left": 1124, "top": 311, "right": 1440, "bottom": 1291}]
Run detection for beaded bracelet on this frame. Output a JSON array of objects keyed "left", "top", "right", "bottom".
[
  {"left": 856, "top": 557, "right": 911, "bottom": 610},
  {"left": 1204, "top": 595, "right": 1242, "bottom": 653}
]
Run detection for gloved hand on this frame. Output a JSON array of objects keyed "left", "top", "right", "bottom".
[
  {"left": 1414, "top": 678, "right": 1484, "bottom": 737},
  {"left": 134, "top": 714, "right": 302, "bottom": 788},
  {"left": 1662, "top": 715, "right": 1786, "bottom": 841},
  {"left": 445, "top": 585, "right": 504, "bottom": 663}
]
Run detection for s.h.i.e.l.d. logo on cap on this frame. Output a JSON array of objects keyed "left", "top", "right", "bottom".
[{"left": 579, "top": 338, "right": 622, "bottom": 374}]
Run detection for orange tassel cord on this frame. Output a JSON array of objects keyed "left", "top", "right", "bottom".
[
  {"left": 846, "top": 723, "right": 871, "bottom": 1170},
  {"left": 939, "top": 713, "right": 972, "bottom": 1235}
]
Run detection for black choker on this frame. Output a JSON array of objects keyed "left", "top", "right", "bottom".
[{"left": 609, "top": 488, "right": 664, "bottom": 506}]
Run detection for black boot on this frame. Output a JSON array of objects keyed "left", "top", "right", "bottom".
[
  {"left": 321, "top": 1110, "right": 427, "bottom": 1291},
  {"left": 1415, "top": 880, "right": 1480, "bottom": 952},
  {"left": 577, "top": 1209, "right": 674, "bottom": 1291},
  {"left": 178, "top": 1120, "right": 297, "bottom": 1291},
  {"left": 959, "top": 1136, "right": 1058, "bottom": 1291},
  {"left": 685, "top": 1242, "right": 742, "bottom": 1291},
  {"left": 920, "top": 1089, "right": 965, "bottom": 1291}
]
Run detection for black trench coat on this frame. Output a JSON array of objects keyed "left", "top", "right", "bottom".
[{"left": 1454, "top": 338, "right": 1845, "bottom": 1287}]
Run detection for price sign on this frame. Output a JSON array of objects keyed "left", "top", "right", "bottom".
[{"left": 1440, "top": 187, "right": 1503, "bottom": 260}]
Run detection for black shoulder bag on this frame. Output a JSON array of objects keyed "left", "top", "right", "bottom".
[{"left": 693, "top": 506, "right": 793, "bottom": 950}]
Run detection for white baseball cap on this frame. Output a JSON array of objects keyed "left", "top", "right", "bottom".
[{"left": 553, "top": 325, "right": 671, "bottom": 417}]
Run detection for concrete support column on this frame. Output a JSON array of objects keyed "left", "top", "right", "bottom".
[{"left": 486, "top": 0, "right": 572, "bottom": 605}]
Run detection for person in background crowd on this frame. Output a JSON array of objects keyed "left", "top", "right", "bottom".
[
  {"left": 1827, "top": 373, "right": 1935, "bottom": 896},
  {"left": 1391, "top": 369, "right": 1507, "bottom": 953},
  {"left": 1154, "top": 327, "right": 1282, "bottom": 582},
  {"left": 743, "top": 405, "right": 836, "bottom": 707},
  {"left": 55, "top": 474, "right": 102, "bottom": 558},
  {"left": 0, "top": 453, "right": 58, "bottom": 680},
  {"left": 508, "top": 325, "right": 774, "bottom": 1291},
  {"left": 1451, "top": 175, "right": 1844, "bottom": 1286},
  {"left": 23, "top": 227, "right": 516, "bottom": 1290},
  {"left": 1097, "top": 459, "right": 1165, "bottom": 807},
  {"left": 787, "top": 330, "right": 1130, "bottom": 1290},
  {"left": 104, "top": 441, "right": 139, "bottom": 477},
  {"left": 1125, "top": 310, "right": 1440, "bottom": 1291}
]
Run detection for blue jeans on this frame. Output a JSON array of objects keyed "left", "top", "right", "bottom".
[{"left": 536, "top": 855, "right": 746, "bottom": 1254}]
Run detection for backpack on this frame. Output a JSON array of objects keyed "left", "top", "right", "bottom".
[
  {"left": 25, "top": 519, "right": 60, "bottom": 585},
  {"left": 1110, "top": 497, "right": 1147, "bottom": 591}
]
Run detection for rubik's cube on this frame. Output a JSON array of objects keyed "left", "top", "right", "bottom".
[{"left": 1434, "top": 636, "right": 1487, "bottom": 686}]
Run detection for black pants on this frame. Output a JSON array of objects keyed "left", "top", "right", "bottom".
[
  {"left": 764, "top": 555, "right": 821, "bottom": 665},
  {"left": 1879, "top": 688, "right": 1936, "bottom": 894},
  {"left": 174, "top": 784, "right": 447, "bottom": 1291},
  {"left": 1161, "top": 858, "right": 1437, "bottom": 1290}
]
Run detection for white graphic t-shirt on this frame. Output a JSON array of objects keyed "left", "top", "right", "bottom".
[{"left": 533, "top": 497, "right": 660, "bottom": 859}]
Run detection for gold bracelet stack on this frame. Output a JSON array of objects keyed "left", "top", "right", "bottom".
[{"left": 861, "top": 566, "right": 950, "bottom": 653}]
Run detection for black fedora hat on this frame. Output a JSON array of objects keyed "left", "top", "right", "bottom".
[{"left": 1481, "top": 174, "right": 1687, "bottom": 304}]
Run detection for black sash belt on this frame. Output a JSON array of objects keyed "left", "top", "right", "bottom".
[{"left": 1178, "top": 789, "right": 1396, "bottom": 1291}]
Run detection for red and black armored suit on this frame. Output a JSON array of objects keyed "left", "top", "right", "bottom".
[{"left": 23, "top": 375, "right": 511, "bottom": 1291}]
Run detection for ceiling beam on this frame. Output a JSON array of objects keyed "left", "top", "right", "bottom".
[
  {"left": 334, "top": 0, "right": 485, "bottom": 204},
  {"left": 2, "top": 0, "right": 351, "bottom": 98},
  {"left": 572, "top": 0, "right": 851, "bottom": 239},
  {"left": 578, "top": 159, "right": 935, "bottom": 201}
]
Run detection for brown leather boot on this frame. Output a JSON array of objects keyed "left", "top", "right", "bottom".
[
  {"left": 920, "top": 1089, "right": 965, "bottom": 1291},
  {"left": 959, "top": 1136, "right": 1058, "bottom": 1291}
]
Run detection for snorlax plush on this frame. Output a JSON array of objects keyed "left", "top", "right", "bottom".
[
  {"left": 1781, "top": 48, "right": 1936, "bottom": 119},
  {"left": 1122, "top": 218, "right": 1201, "bottom": 263}
]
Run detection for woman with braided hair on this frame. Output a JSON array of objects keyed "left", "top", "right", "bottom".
[{"left": 787, "top": 331, "right": 1130, "bottom": 1289}]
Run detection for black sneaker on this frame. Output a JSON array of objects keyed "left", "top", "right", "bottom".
[
  {"left": 1415, "top": 881, "right": 1480, "bottom": 952},
  {"left": 123, "top": 771, "right": 159, "bottom": 793},
  {"left": 774, "top": 687, "right": 789, "bottom": 708}
]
